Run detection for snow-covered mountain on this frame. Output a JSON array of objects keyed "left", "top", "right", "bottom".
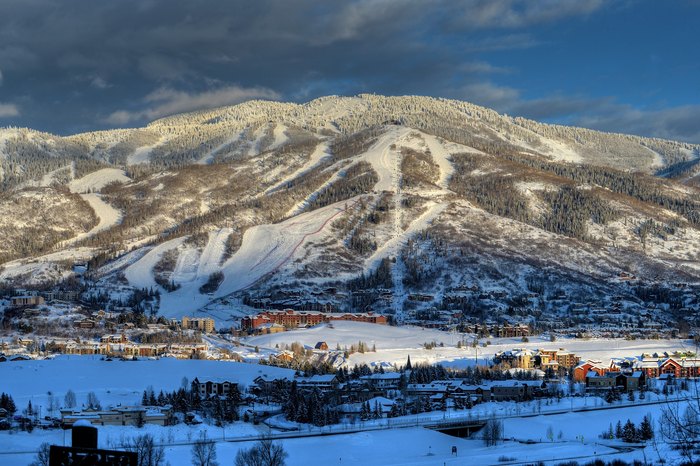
[{"left": 1, "top": 94, "right": 699, "bottom": 323}]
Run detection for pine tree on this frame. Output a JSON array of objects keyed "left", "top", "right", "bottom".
[
  {"left": 639, "top": 415, "right": 654, "bottom": 441},
  {"left": 615, "top": 420, "right": 623, "bottom": 439},
  {"left": 622, "top": 419, "right": 638, "bottom": 443}
]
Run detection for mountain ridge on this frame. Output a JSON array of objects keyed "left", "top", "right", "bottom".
[{"left": 0, "top": 94, "right": 698, "bottom": 328}]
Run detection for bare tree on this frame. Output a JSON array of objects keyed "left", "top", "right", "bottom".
[
  {"left": 86, "top": 392, "right": 101, "bottom": 410},
  {"left": 121, "top": 434, "right": 166, "bottom": 466},
  {"left": 29, "top": 442, "right": 50, "bottom": 466},
  {"left": 47, "top": 392, "right": 59, "bottom": 416},
  {"left": 191, "top": 432, "right": 218, "bottom": 466},
  {"left": 660, "top": 397, "right": 700, "bottom": 464},
  {"left": 235, "top": 437, "right": 287, "bottom": 466},
  {"left": 482, "top": 416, "right": 503, "bottom": 447},
  {"left": 64, "top": 389, "right": 76, "bottom": 409}
]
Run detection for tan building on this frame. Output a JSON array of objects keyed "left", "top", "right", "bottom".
[
  {"left": 182, "top": 316, "right": 215, "bottom": 333},
  {"left": 60, "top": 406, "right": 172, "bottom": 427}
]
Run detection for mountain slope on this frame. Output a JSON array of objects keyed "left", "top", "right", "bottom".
[{"left": 0, "top": 95, "right": 699, "bottom": 325}]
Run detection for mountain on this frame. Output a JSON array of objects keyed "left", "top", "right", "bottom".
[{"left": 1, "top": 94, "right": 699, "bottom": 326}]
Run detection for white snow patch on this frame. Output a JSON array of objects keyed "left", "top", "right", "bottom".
[
  {"left": 127, "top": 139, "right": 162, "bottom": 165},
  {"left": 68, "top": 168, "right": 130, "bottom": 193}
]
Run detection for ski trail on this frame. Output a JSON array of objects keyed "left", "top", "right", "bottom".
[
  {"left": 196, "top": 229, "right": 231, "bottom": 277},
  {"left": 264, "top": 141, "right": 331, "bottom": 195},
  {"left": 61, "top": 194, "right": 122, "bottom": 246},
  {"left": 421, "top": 133, "right": 455, "bottom": 190},
  {"left": 197, "top": 131, "right": 244, "bottom": 165}
]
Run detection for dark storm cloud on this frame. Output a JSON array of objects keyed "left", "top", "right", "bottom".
[{"left": 0, "top": 0, "right": 697, "bottom": 143}]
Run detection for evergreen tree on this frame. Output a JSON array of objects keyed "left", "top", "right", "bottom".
[
  {"left": 622, "top": 419, "right": 638, "bottom": 443},
  {"left": 615, "top": 420, "right": 623, "bottom": 439},
  {"left": 639, "top": 415, "right": 654, "bottom": 441}
]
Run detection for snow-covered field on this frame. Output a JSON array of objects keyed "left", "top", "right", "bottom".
[
  {"left": 246, "top": 321, "right": 695, "bottom": 367},
  {"left": 0, "top": 353, "right": 694, "bottom": 465}
]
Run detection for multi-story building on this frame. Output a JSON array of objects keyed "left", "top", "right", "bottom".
[
  {"left": 192, "top": 377, "right": 239, "bottom": 398},
  {"left": 182, "top": 317, "right": 215, "bottom": 333},
  {"left": 241, "top": 309, "right": 387, "bottom": 330}
]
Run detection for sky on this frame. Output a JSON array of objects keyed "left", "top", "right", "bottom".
[{"left": 0, "top": 0, "right": 698, "bottom": 142}]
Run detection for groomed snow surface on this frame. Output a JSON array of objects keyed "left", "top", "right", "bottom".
[
  {"left": 0, "top": 354, "right": 690, "bottom": 465},
  {"left": 125, "top": 203, "right": 351, "bottom": 318}
]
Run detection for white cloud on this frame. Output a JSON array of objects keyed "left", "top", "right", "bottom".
[
  {"left": 90, "top": 76, "right": 110, "bottom": 89},
  {"left": 459, "top": 81, "right": 520, "bottom": 109},
  {"left": 104, "top": 84, "right": 280, "bottom": 125},
  {"left": 0, "top": 103, "right": 19, "bottom": 118}
]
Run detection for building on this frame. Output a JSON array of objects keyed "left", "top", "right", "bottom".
[
  {"left": 60, "top": 406, "right": 172, "bottom": 427},
  {"left": 573, "top": 360, "right": 615, "bottom": 381},
  {"left": 182, "top": 317, "right": 215, "bottom": 333},
  {"left": 296, "top": 374, "right": 339, "bottom": 391},
  {"left": 490, "top": 381, "right": 538, "bottom": 401},
  {"left": 241, "top": 309, "right": 387, "bottom": 330},
  {"left": 11, "top": 295, "right": 45, "bottom": 307},
  {"left": 192, "top": 378, "right": 239, "bottom": 398},
  {"left": 360, "top": 373, "right": 403, "bottom": 390},
  {"left": 314, "top": 341, "right": 329, "bottom": 351}
]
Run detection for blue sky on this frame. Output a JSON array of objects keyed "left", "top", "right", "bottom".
[{"left": 0, "top": 0, "right": 698, "bottom": 142}]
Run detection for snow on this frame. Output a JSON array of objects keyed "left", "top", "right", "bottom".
[
  {"left": 359, "top": 201, "right": 447, "bottom": 277},
  {"left": 196, "top": 130, "right": 244, "bottom": 165},
  {"left": 67, "top": 168, "right": 130, "bottom": 194},
  {"left": 127, "top": 140, "right": 161, "bottom": 165},
  {"left": 62, "top": 193, "right": 122, "bottom": 245},
  {"left": 421, "top": 133, "right": 455, "bottom": 190},
  {"left": 359, "top": 125, "right": 412, "bottom": 192},
  {"left": 0, "top": 356, "right": 294, "bottom": 409},
  {"left": 247, "top": 321, "right": 696, "bottom": 370},
  {"left": 208, "top": 202, "right": 350, "bottom": 307},
  {"left": 269, "top": 123, "right": 288, "bottom": 151},
  {"left": 134, "top": 202, "right": 352, "bottom": 318},
  {"left": 124, "top": 237, "right": 187, "bottom": 289},
  {"left": 264, "top": 141, "right": 331, "bottom": 195}
]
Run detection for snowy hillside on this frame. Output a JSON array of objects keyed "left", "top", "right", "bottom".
[{"left": 0, "top": 94, "right": 698, "bottom": 323}]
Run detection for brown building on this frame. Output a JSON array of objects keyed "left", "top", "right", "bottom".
[{"left": 241, "top": 309, "right": 387, "bottom": 330}]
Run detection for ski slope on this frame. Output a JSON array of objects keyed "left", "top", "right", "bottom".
[
  {"left": 359, "top": 125, "right": 411, "bottom": 192},
  {"left": 127, "top": 139, "right": 162, "bottom": 165},
  {"left": 265, "top": 141, "right": 331, "bottom": 194},
  {"left": 196, "top": 130, "right": 244, "bottom": 164},
  {"left": 132, "top": 203, "right": 353, "bottom": 318},
  {"left": 68, "top": 168, "right": 130, "bottom": 193}
]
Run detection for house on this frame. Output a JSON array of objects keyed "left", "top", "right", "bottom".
[
  {"left": 74, "top": 319, "right": 97, "bottom": 329},
  {"left": 660, "top": 358, "right": 683, "bottom": 378},
  {"left": 360, "top": 372, "right": 403, "bottom": 390},
  {"left": 191, "top": 378, "right": 239, "bottom": 398},
  {"left": 314, "top": 341, "right": 329, "bottom": 351},
  {"left": 618, "top": 372, "right": 645, "bottom": 392},
  {"left": 585, "top": 372, "right": 619, "bottom": 391},
  {"left": 241, "top": 309, "right": 387, "bottom": 330},
  {"left": 296, "top": 374, "right": 339, "bottom": 391},
  {"left": 490, "top": 381, "right": 537, "bottom": 401}
]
